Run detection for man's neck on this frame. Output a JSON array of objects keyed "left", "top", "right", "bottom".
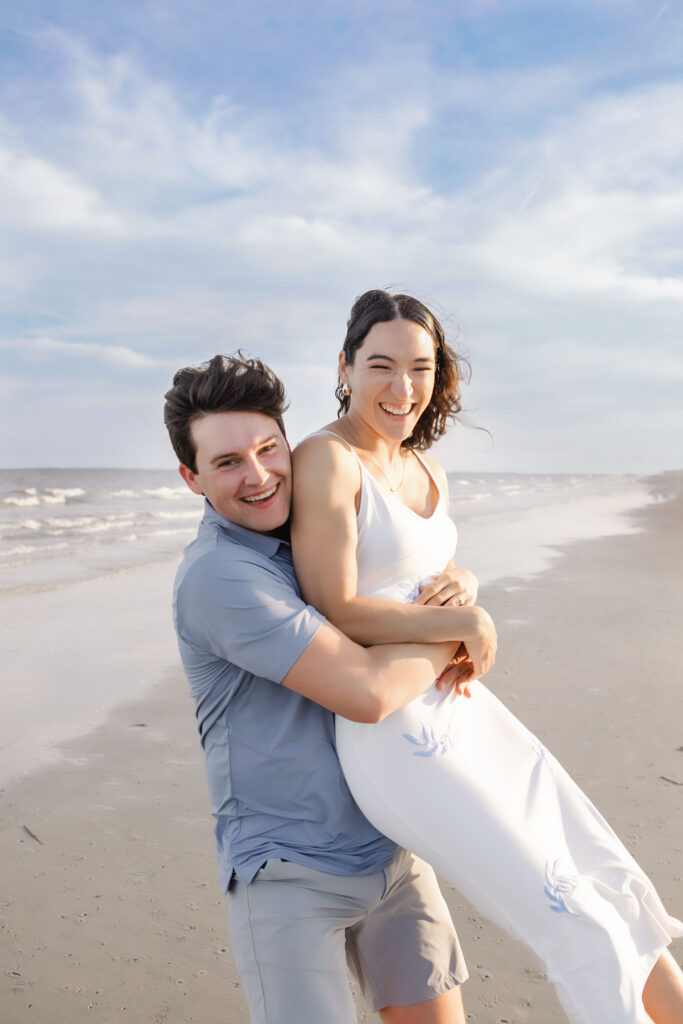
[{"left": 267, "top": 519, "right": 291, "bottom": 543}]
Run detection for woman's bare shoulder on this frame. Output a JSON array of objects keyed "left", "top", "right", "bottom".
[{"left": 293, "top": 428, "right": 360, "bottom": 488}]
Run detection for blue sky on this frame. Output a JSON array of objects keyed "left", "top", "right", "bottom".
[{"left": 1, "top": 0, "right": 681, "bottom": 471}]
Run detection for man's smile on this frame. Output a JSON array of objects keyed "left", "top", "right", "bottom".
[{"left": 242, "top": 482, "right": 280, "bottom": 504}]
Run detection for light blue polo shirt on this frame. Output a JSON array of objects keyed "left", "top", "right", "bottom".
[{"left": 173, "top": 500, "right": 397, "bottom": 890}]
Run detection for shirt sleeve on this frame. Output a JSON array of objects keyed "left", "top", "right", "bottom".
[{"left": 176, "top": 546, "right": 325, "bottom": 684}]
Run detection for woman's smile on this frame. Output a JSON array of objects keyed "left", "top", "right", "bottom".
[{"left": 379, "top": 401, "right": 416, "bottom": 418}]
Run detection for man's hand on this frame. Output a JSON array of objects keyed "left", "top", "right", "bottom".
[
  {"left": 414, "top": 566, "right": 479, "bottom": 608},
  {"left": 436, "top": 642, "right": 476, "bottom": 699}
]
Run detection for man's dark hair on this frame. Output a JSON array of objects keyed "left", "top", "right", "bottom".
[{"left": 164, "top": 353, "right": 289, "bottom": 472}]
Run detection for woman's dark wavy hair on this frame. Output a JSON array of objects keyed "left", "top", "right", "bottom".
[
  {"left": 164, "top": 353, "right": 288, "bottom": 472},
  {"left": 335, "top": 289, "right": 469, "bottom": 450}
]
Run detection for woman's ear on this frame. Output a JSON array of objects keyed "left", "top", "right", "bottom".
[{"left": 338, "top": 350, "right": 350, "bottom": 393}]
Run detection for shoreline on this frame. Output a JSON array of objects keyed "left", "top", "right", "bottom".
[
  {"left": 0, "top": 471, "right": 665, "bottom": 789},
  {"left": 0, "top": 561, "right": 181, "bottom": 786},
  {"left": 0, "top": 472, "right": 681, "bottom": 1022}
]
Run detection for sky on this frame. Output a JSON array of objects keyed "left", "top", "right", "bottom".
[{"left": 0, "top": 0, "right": 681, "bottom": 473}]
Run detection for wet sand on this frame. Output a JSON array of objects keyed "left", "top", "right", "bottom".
[{"left": 1, "top": 473, "right": 681, "bottom": 1023}]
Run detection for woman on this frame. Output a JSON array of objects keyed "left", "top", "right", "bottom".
[{"left": 290, "top": 290, "right": 683, "bottom": 1024}]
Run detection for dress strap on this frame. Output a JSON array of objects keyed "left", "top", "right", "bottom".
[
  {"left": 307, "top": 431, "right": 444, "bottom": 508},
  {"left": 305, "top": 429, "right": 364, "bottom": 467},
  {"left": 412, "top": 450, "right": 446, "bottom": 508}
]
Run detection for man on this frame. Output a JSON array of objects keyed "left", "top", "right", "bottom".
[{"left": 165, "top": 353, "right": 476, "bottom": 1024}]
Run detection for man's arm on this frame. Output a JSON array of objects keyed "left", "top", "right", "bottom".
[
  {"left": 177, "top": 547, "right": 460, "bottom": 721},
  {"left": 281, "top": 619, "right": 459, "bottom": 723}
]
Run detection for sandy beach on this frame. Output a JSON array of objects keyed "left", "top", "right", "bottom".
[{"left": 1, "top": 473, "right": 681, "bottom": 1024}]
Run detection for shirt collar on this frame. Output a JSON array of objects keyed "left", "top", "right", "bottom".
[{"left": 201, "top": 498, "right": 289, "bottom": 557}]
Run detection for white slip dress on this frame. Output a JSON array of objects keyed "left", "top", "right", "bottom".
[{"left": 330, "top": 439, "right": 682, "bottom": 1024}]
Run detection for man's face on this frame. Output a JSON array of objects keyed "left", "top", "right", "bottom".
[{"left": 179, "top": 411, "right": 292, "bottom": 534}]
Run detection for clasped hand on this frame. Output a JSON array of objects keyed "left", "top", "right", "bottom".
[
  {"left": 436, "top": 642, "right": 476, "bottom": 699},
  {"left": 413, "top": 565, "right": 478, "bottom": 609},
  {"left": 413, "top": 565, "right": 486, "bottom": 698}
]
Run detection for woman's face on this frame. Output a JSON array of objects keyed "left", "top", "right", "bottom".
[{"left": 340, "top": 318, "right": 437, "bottom": 443}]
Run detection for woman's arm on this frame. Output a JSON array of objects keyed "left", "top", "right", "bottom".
[{"left": 290, "top": 435, "right": 496, "bottom": 676}]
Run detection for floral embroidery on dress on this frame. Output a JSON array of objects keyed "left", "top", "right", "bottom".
[
  {"left": 396, "top": 576, "right": 423, "bottom": 604},
  {"left": 533, "top": 736, "right": 549, "bottom": 763},
  {"left": 403, "top": 723, "right": 456, "bottom": 757},
  {"left": 544, "top": 859, "right": 580, "bottom": 916}
]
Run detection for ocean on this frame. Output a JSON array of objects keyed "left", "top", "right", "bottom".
[
  {"left": 0, "top": 467, "right": 657, "bottom": 595},
  {"left": 0, "top": 468, "right": 200, "bottom": 595}
]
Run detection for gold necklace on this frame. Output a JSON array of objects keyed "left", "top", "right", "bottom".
[
  {"left": 339, "top": 421, "right": 409, "bottom": 493},
  {"left": 371, "top": 451, "right": 408, "bottom": 493}
]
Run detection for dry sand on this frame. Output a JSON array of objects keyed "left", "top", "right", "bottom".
[{"left": 1, "top": 473, "right": 681, "bottom": 1024}]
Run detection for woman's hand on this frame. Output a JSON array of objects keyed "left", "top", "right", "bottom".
[{"left": 414, "top": 566, "right": 479, "bottom": 608}]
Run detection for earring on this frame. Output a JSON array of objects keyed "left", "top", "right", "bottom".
[{"left": 342, "top": 383, "right": 352, "bottom": 397}]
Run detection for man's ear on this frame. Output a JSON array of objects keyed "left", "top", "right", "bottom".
[{"left": 179, "top": 463, "right": 204, "bottom": 496}]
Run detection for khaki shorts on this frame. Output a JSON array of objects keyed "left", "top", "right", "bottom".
[{"left": 227, "top": 848, "right": 467, "bottom": 1023}]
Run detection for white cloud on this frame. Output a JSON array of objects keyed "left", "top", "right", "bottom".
[
  {"left": 449, "top": 81, "right": 683, "bottom": 303},
  {"left": 42, "top": 30, "right": 274, "bottom": 206},
  {"left": 1, "top": 26, "right": 681, "bottom": 470},
  {"left": 532, "top": 338, "right": 683, "bottom": 384},
  {"left": 0, "top": 255, "right": 31, "bottom": 291},
  {"left": 2, "top": 336, "right": 170, "bottom": 370},
  {"left": 0, "top": 144, "right": 124, "bottom": 235}
]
